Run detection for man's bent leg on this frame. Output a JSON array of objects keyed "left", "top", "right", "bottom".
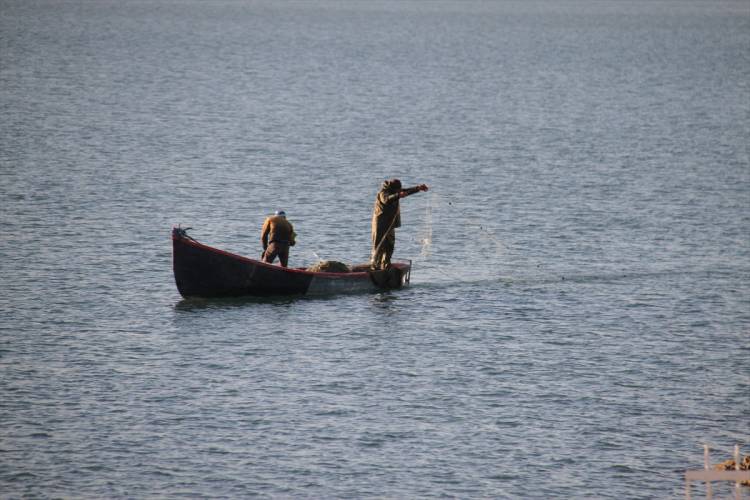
[
  {"left": 263, "top": 243, "right": 279, "bottom": 264},
  {"left": 278, "top": 244, "right": 290, "bottom": 267}
]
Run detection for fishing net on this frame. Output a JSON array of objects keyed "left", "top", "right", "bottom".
[{"left": 306, "top": 261, "right": 351, "bottom": 273}]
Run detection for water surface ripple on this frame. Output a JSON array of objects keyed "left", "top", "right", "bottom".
[{"left": 1, "top": 1, "right": 749, "bottom": 498}]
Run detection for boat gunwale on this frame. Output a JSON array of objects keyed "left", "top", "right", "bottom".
[{"left": 172, "top": 232, "right": 409, "bottom": 279}]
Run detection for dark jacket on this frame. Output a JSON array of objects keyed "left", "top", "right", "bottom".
[
  {"left": 371, "top": 180, "right": 402, "bottom": 243},
  {"left": 371, "top": 179, "right": 425, "bottom": 240}
]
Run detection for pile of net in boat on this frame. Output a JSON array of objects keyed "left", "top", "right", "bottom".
[{"left": 306, "top": 261, "right": 351, "bottom": 273}]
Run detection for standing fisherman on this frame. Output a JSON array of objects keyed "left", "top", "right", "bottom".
[
  {"left": 261, "top": 210, "right": 296, "bottom": 267},
  {"left": 371, "top": 179, "right": 428, "bottom": 270}
]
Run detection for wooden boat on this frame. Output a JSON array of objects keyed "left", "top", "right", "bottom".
[{"left": 172, "top": 227, "right": 411, "bottom": 298}]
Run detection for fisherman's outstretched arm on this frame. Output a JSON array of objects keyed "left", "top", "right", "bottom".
[{"left": 399, "top": 184, "right": 429, "bottom": 198}]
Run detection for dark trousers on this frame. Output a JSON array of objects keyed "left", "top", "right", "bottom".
[
  {"left": 371, "top": 230, "right": 395, "bottom": 269},
  {"left": 263, "top": 242, "right": 290, "bottom": 267}
]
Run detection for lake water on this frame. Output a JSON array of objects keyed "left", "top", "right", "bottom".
[{"left": 1, "top": 1, "right": 749, "bottom": 498}]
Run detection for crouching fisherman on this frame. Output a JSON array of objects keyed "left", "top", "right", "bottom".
[
  {"left": 371, "top": 179, "right": 428, "bottom": 270},
  {"left": 261, "top": 210, "right": 296, "bottom": 267}
]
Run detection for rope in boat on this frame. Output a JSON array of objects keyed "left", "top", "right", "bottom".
[{"left": 175, "top": 225, "right": 198, "bottom": 242}]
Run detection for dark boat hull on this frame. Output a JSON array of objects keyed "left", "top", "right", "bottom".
[{"left": 172, "top": 228, "right": 410, "bottom": 298}]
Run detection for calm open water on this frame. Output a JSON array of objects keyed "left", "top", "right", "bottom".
[{"left": 1, "top": 1, "right": 749, "bottom": 498}]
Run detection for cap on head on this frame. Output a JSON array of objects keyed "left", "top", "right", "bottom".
[
  {"left": 275, "top": 210, "right": 286, "bottom": 217},
  {"left": 382, "top": 178, "right": 402, "bottom": 192}
]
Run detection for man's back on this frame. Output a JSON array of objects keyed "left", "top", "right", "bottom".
[{"left": 262, "top": 215, "right": 294, "bottom": 244}]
